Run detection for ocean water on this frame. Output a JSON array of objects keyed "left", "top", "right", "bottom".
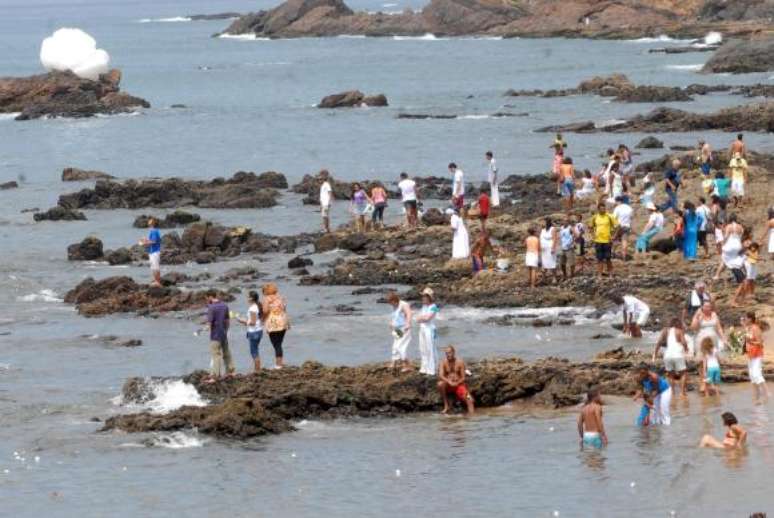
[{"left": 1, "top": 1, "right": 773, "bottom": 516}]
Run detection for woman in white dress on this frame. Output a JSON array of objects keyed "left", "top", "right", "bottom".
[
  {"left": 715, "top": 214, "right": 744, "bottom": 280},
  {"left": 416, "top": 287, "right": 439, "bottom": 376},
  {"left": 448, "top": 208, "right": 470, "bottom": 259},
  {"left": 540, "top": 217, "right": 558, "bottom": 282},
  {"left": 761, "top": 207, "right": 774, "bottom": 257}
]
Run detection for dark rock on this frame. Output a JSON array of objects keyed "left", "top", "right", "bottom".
[
  {"left": 0, "top": 181, "right": 19, "bottom": 190},
  {"left": 702, "top": 38, "right": 774, "bottom": 74},
  {"left": 133, "top": 211, "right": 201, "bottom": 228},
  {"left": 614, "top": 85, "right": 692, "bottom": 103},
  {"left": 170, "top": 104, "right": 187, "bottom": 108},
  {"left": 20, "top": 207, "right": 39, "bottom": 213},
  {"left": 535, "top": 121, "right": 596, "bottom": 133},
  {"left": 82, "top": 335, "right": 143, "bottom": 347},
  {"left": 2, "top": 69, "right": 149, "bottom": 121},
  {"left": 421, "top": 208, "right": 447, "bottom": 226},
  {"left": 160, "top": 272, "right": 191, "bottom": 286},
  {"left": 397, "top": 113, "right": 457, "bottom": 120},
  {"left": 104, "top": 247, "right": 134, "bottom": 265},
  {"left": 648, "top": 238, "right": 677, "bottom": 255},
  {"left": 67, "top": 237, "right": 104, "bottom": 261},
  {"left": 195, "top": 251, "right": 216, "bottom": 264},
  {"left": 318, "top": 90, "right": 388, "bottom": 108},
  {"left": 339, "top": 233, "right": 369, "bottom": 252},
  {"left": 288, "top": 256, "right": 313, "bottom": 269},
  {"left": 635, "top": 136, "right": 664, "bottom": 149},
  {"left": 33, "top": 206, "right": 87, "bottom": 222},
  {"left": 61, "top": 167, "right": 114, "bottom": 182},
  {"left": 188, "top": 12, "right": 241, "bottom": 21},
  {"left": 315, "top": 233, "right": 339, "bottom": 252}
]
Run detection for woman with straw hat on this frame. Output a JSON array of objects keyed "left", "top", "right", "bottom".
[{"left": 416, "top": 287, "right": 440, "bottom": 375}]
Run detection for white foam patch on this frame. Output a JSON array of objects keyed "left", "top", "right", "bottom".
[
  {"left": 457, "top": 114, "right": 491, "bottom": 120},
  {"left": 151, "top": 431, "right": 207, "bottom": 449},
  {"left": 625, "top": 35, "right": 691, "bottom": 44},
  {"left": 137, "top": 16, "right": 191, "bottom": 23},
  {"left": 666, "top": 64, "right": 703, "bottom": 71},
  {"left": 218, "top": 33, "right": 270, "bottom": 41},
  {"left": 703, "top": 31, "right": 722, "bottom": 46},
  {"left": 116, "top": 379, "right": 207, "bottom": 414},
  {"left": 17, "top": 289, "right": 62, "bottom": 303},
  {"left": 393, "top": 34, "right": 446, "bottom": 41},
  {"left": 337, "top": 34, "right": 367, "bottom": 39},
  {"left": 0, "top": 113, "right": 20, "bottom": 121},
  {"left": 598, "top": 119, "right": 628, "bottom": 127},
  {"left": 441, "top": 305, "right": 597, "bottom": 324},
  {"left": 40, "top": 28, "right": 110, "bottom": 81}
]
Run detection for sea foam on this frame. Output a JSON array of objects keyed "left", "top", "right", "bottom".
[
  {"left": 17, "top": 289, "right": 63, "bottom": 303},
  {"left": 138, "top": 16, "right": 192, "bottom": 23}
]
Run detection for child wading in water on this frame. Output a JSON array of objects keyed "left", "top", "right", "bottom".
[
  {"left": 577, "top": 388, "right": 608, "bottom": 449},
  {"left": 701, "top": 337, "right": 721, "bottom": 396},
  {"left": 700, "top": 412, "right": 747, "bottom": 449},
  {"left": 636, "top": 394, "right": 653, "bottom": 427}
]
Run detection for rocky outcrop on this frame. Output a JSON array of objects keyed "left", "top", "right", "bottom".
[
  {"left": 61, "top": 167, "right": 114, "bottom": 182},
  {"left": 64, "top": 276, "right": 234, "bottom": 317},
  {"left": 507, "top": 75, "right": 692, "bottom": 102},
  {"left": 57, "top": 171, "right": 285, "bottom": 210},
  {"left": 188, "top": 12, "right": 241, "bottom": 21},
  {"left": 102, "top": 352, "right": 773, "bottom": 439},
  {"left": 635, "top": 136, "right": 664, "bottom": 149},
  {"left": 0, "top": 69, "right": 150, "bottom": 121},
  {"left": 397, "top": 112, "right": 528, "bottom": 119},
  {"left": 537, "top": 103, "right": 774, "bottom": 133},
  {"left": 613, "top": 85, "right": 692, "bottom": 103},
  {"left": 318, "top": 91, "right": 388, "bottom": 108},
  {"left": 703, "top": 38, "right": 774, "bottom": 74},
  {"left": 0, "top": 181, "right": 18, "bottom": 190},
  {"left": 735, "top": 84, "right": 774, "bottom": 98},
  {"left": 698, "top": 0, "right": 774, "bottom": 22},
  {"left": 67, "top": 237, "right": 104, "bottom": 261},
  {"left": 33, "top": 206, "right": 87, "bottom": 222},
  {"left": 133, "top": 211, "right": 201, "bottom": 228}
]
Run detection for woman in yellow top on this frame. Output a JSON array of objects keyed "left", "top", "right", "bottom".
[
  {"left": 728, "top": 152, "right": 747, "bottom": 208},
  {"left": 589, "top": 203, "right": 618, "bottom": 277},
  {"left": 261, "top": 283, "right": 289, "bottom": 369}
]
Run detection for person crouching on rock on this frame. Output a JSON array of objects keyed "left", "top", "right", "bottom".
[
  {"left": 204, "top": 294, "right": 235, "bottom": 384},
  {"left": 387, "top": 291, "right": 412, "bottom": 372},
  {"left": 612, "top": 293, "right": 649, "bottom": 338},
  {"left": 139, "top": 217, "right": 162, "bottom": 287},
  {"left": 438, "top": 346, "right": 474, "bottom": 415}
]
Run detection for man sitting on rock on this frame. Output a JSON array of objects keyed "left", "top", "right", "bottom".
[{"left": 438, "top": 346, "right": 475, "bottom": 415}]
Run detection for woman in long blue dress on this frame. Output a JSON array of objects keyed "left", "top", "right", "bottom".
[{"left": 682, "top": 201, "right": 700, "bottom": 260}]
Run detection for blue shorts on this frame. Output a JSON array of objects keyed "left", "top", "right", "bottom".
[
  {"left": 561, "top": 179, "right": 574, "bottom": 197},
  {"left": 700, "top": 162, "right": 711, "bottom": 176},
  {"left": 583, "top": 433, "right": 603, "bottom": 448},
  {"left": 636, "top": 404, "right": 651, "bottom": 427},
  {"left": 247, "top": 330, "right": 263, "bottom": 359},
  {"left": 706, "top": 365, "right": 721, "bottom": 385}
]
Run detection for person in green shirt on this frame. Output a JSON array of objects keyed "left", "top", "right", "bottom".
[{"left": 589, "top": 203, "right": 618, "bottom": 277}]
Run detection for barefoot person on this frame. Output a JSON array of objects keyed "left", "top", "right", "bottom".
[
  {"left": 729, "top": 152, "right": 748, "bottom": 208},
  {"left": 448, "top": 208, "right": 470, "bottom": 259},
  {"left": 525, "top": 227, "right": 539, "bottom": 288},
  {"left": 700, "top": 337, "right": 722, "bottom": 397},
  {"left": 449, "top": 162, "right": 465, "bottom": 212},
  {"left": 262, "top": 283, "right": 289, "bottom": 369},
  {"left": 319, "top": 170, "right": 333, "bottom": 233},
  {"left": 612, "top": 294, "right": 649, "bottom": 338},
  {"left": 539, "top": 217, "right": 559, "bottom": 284},
  {"left": 589, "top": 203, "right": 618, "bottom": 276},
  {"left": 653, "top": 318, "right": 690, "bottom": 397},
  {"left": 437, "top": 346, "right": 474, "bottom": 415},
  {"left": 398, "top": 172, "right": 418, "bottom": 228},
  {"left": 634, "top": 365, "right": 673, "bottom": 426},
  {"left": 729, "top": 133, "right": 746, "bottom": 158},
  {"left": 743, "top": 312, "right": 769, "bottom": 403},
  {"left": 485, "top": 151, "right": 500, "bottom": 207},
  {"left": 416, "top": 288, "right": 439, "bottom": 376},
  {"left": 140, "top": 217, "right": 162, "bottom": 286},
  {"left": 612, "top": 196, "right": 633, "bottom": 260},
  {"left": 237, "top": 290, "right": 263, "bottom": 373},
  {"left": 700, "top": 412, "right": 747, "bottom": 449},
  {"left": 578, "top": 388, "right": 608, "bottom": 449},
  {"left": 559, "top": 156, "right": 575, "bottom": 210},
  {"left": 387, "top": 291, "right": 412, "bottom": 371},
  {"left": 204, "top": 294, "right": 235, "bottom": 383}
]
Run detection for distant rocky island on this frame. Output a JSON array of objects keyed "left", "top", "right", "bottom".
[{"left": 217, "top": 0, "right": 774, "bottom": 41}]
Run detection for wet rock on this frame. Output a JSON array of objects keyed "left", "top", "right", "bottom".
[
  {"left": 195, "top": 251, "right": 216, "bottom": 264},
  {"left": 1, "top": 69, "right": 149, "bottom": 121},
  {"left": 734, "top": 84, "right": 774, "bottom": 98},
  {"left": 102, "top": 352, "right": 771, "bottom": 439},
  {"left": 591, "top": 333, "right": 614, "bottom": 340},
  {"left": 64, "top": 276, "right": 234, "bottom": 317},
  {"left": 288, "top": 256, "right": 313, "bottom": 269},
  {"left": 217, "top": 266, "right": 263, "bottom": 282},
  {"left": 0, "top": 181, "right": 19, "bottom": 190},
  {"left": 351, "top": 287, "right": 379, "bottom": 295},
  {"left": 133, "top": 211, "right": 201, "bottom": 228},
  {"left": 67, "top": 237, "right": 104, "bottom": 261},
  {"left": 648, "top": 45, "right": 719, "bottom": 54},
  {"left": 315, "top": 233, "right": 339, "bottom": 252},
  {"left": 318, "top": 91, "right": 388, "bottom": 108},
  {"left": 33, "top": 206, "right": 87, "bottom": 222},
  {"left": 397, "top": 113, "right": 457, "bottom": 119},
  {"left": 578, "top": 74, "right": 634, "bottom": 94},
  {"left": 103, "top": 247, "right": 134, "bottom": 266},
  {"left": 82, "top": 335, "right": 143, "bottom": 347},
  {"left": 188, "top": 12, "right": 241, "bottom": 21},
  {"left": 635, "top": 136, "right": 664, "bottom": 149},
  {"left": 421, "top": 208, "right": 447, "bottom": 226},
  {"left": 61, "top": 167, "right": 114, "bottom": 182},
  {"left": 57, "top": 172, "right": 283, "bottom": 210},
  {"left": 648, "top": 238, "right": 677, "bottom": 255},
  {"left": 702, "top": 38, "right": 774, "bottom": 74},
  {"left": 20, "top": 208, "right": 39, "bottom": 213},
  {"left": 366, "top": 249, "right": 385, "bottom": 260},
  {"left": 339, "top": 233, "right": 369, "bottom": 252},
  {"left": 160, "top": 272, "right": 191, "bottom": 286},
  {"left": 614, "top": 85, "right": 692, "bottom": 103},
  {"left": 535, "top": 121, "right": 596, "bottom": 133}
]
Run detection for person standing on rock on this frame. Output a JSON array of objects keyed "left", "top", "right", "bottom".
[
  {"left": 204, "top": 294, "right": 235, "bottom": 384},
  {"left": 696, "top": 197, "right": 711, "bottom": 258},
  {"left": 416, "top": 288, "right": 439, "bottom": 376},
  {"left": 682, "top": 281, "right": 713, "bottom": 326},
  {"left": 760, "top": 206, "right": 774, "bottom": 258},
  {"left": 729, "top": 152, "right": 748, "bottom": 208},
  {"left": 540, "top": 217, "right": 559, "bottom": 284},
  {"left": 612, "top": 294, "right": 649, "bottom": 338},
  {"left": 319, "top": 170, "right": 333, "bottom": 233},
  {"left": 659, "top": 159, "right": 681, "bottom": 214},
  {"left": 261, "top": 283, "right": 289, "bottom": 369},
  {"left": 449, "top": 163, "right": 465, "bottom": 213},
  {"left": 139, "top": 217, "right": 162, "bottom": 287},
  {"left": 558, "top": 216, "right": 577, "bottom": 281},
  {"left": 730, "top": 133, "right": 746, "bottom": 159},
  {"left": 370, "top": 182, "right": 388, "bottom": 229},
  {"left": 634, "top": 365, "right": 672, "bottom": 426},
  {"left": 682, "top": 201, "right": 702, "bottom": 261},
  {"left": 398, "top": 172, "right": 418, "bottom": 228},
  {"left": 477, "top": 188, "right": 490, "bottom": 234},
  {"left": 448, "top": 208, "right": 470, "bottom": 259},
  {"left": 237, "top": 290, "right": 263, "bottom": 373},
  {"left": 559, "top": 156, "right": 575, "bottom": 210},
  {"left": 698, "top": 139, "right": 712, "bottom": 177},
  {"left": 552, "top": 145, "right": 564, "bottom": 194},
  {"left": 471, "top": 232, "right": 493, "bottom": 274},
  {"left": 485, "top": 151, "right": 500, "bottom": 207},
  {"left": 525, "top": 227, "right": 540, "bottom": 288},
  {"left": 349, "top": 182, "right": 369, "bottom": 233},
  {"left": 387, "top": 292, "right": 412, "bottom": 372},
  {"left": 438, "top": 346, "right": 474, "bottom": 415},
  {"left": 612, "top": 196, "right": 633, "bottom": 260},
  {"left": 589, "top": 203, "right": 618, "bottom": 277},
  {"left": 578, "top": 388, "right": 607, "bottom": 449},
  {"left": 653, "top": 318, "right": 690, "bottom": 398}
]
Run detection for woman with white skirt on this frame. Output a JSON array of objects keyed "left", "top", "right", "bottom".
[
  {"left": 449, "top": 208, "right": 470, "bottom": 259},
  {"left": 540, "top": 218, "right": 558, "bottom": 282},
  {"left": 416, "top": 287, "right": 439, "bottom": 375}
]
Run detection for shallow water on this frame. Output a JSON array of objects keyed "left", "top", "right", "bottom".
[{"left": 2, "top": 0, "right": 774, "bottom": 516}]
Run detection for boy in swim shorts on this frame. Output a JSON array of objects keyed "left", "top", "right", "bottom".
[
  {"left": 578, "top": 388, "right": 607, "bottom": 448},
  {"left": 525, "top": 227, "right": 540, "bottom": 288}
]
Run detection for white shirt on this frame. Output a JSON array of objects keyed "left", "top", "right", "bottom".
[
  {"left": 452, "top": 169, "right": 464, "bottom": 197},
  {"left": 247, "top": 303, "right": 262, "bottom": 333},
  {"left": 648, "top": 212, "right": 664, "bottom": 231},
  {"left": 488, "top": 159, "right": 498, "bottom": 177},
  {"left": 398, "top": 179, "right": 416, "bottom": 202},
  {"left": 696, "top": 204, "right": 710, "bottom": 231},
  {"left": 319, "top": 181, "right": 332, "bottom": 208},
  {"left": 613, "top": 203, "right": 633, "bottom": 228},
  {"left": 623, "top": 295, "right": 649, "bottom": 317}
]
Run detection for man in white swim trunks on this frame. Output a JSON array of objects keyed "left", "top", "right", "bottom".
[
  {"left": 612, "top": 294, "right": 649, "bottom": 338},
  {"left": 319, "top": 169, "right": 333, "bottom": 233}
]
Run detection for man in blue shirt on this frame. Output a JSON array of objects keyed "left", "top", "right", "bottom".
[
  {"left": 140, "top": 217, "right": 162, "bottom": 286},
  {"left": 204, "top": 294, "right": 234, "bottom": 383},
  {"left": 659, "top": 159, "right": 681, "bottom": 214}
]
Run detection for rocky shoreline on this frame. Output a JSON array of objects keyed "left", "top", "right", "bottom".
[{"left": 102, "top": 349, "right": 774, "bottom": 439}]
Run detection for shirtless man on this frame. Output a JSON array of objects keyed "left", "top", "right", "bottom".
[
  {"left": 578, "top": 388, "right": 607, "bottom": 449},
  {"left": 525, "top": 227, "right": 540, "bottom": 287},
  {"left": 437, "top": 346, "right": 475, "bottom": 415},
  {"left": 729, "top": 133, "right": 746, "bottom": 158}
]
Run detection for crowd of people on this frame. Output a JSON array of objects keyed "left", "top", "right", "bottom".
[{"left": 133, "top": 132, "right": 771, "bottom": 430}]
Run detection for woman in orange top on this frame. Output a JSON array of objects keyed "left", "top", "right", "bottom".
[
  {"left": 743, "top": 312, "right": 769, "bottom": 403},
  {"left": 261, "top": 283, "right": 289, "bottom": 369}
]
